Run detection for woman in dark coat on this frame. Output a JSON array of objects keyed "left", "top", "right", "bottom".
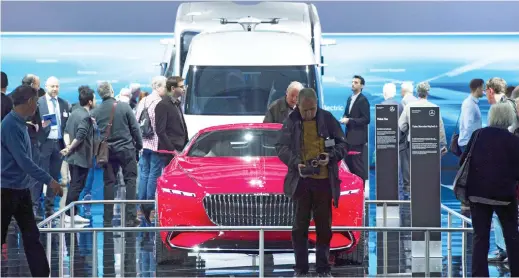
[{"left": 460, "top": 102, "right": 519, "bottom": 277}]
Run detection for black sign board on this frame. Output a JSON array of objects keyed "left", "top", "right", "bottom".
[
  {"left": 375, "top": 104, "right": 400, "bottom": 274},
  {"left": 375, "top": 104, "right": 399, "bottom": 200},
  {"left": 410, "top": 106, "right": 442, "bottom": 276}
]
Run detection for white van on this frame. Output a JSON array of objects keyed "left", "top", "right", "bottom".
[{"left": 159, "top": 2, "right": 334, "bottom": 137}]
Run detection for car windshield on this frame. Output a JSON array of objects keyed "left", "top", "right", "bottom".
[
  {"left": 188, "top": 129, "right": 280, "bottom": 157},
  {"left": 184, "top": 65, "right": 317, "bottom": 115}
]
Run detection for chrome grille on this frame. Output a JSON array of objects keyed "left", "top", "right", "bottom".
[{"left": 203, "top": 194, "right": 295, "bottom": 226}]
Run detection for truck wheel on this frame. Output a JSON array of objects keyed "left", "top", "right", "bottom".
[{"left": 154, "top": 234, "right": 189, "bottom": 265}]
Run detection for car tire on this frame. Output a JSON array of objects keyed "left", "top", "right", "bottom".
[
  {"left": 154, "top": 234, "right": 189, "bottom": 265},
  {"left": 331, "top": 202, "right": 369, "bottom": 266}
]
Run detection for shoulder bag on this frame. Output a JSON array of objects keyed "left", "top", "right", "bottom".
[
  {"left": 450, "top": 110, "right": 462, "bottom": 156},
  {"left": 453, "top": 129, "right": 481, "bottom": 202},
  {"left": 95, "top": 102, "right": 117, "bottom": 166}
]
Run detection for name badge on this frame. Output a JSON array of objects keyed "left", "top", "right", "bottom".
[
  {"left": 324, "top": 138, "right": 335, "bottom": 148},
  {"left": 63, "top": 111, "right": 69, "bottom": 118}
]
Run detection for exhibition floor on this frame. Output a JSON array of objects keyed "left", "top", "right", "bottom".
[{"left": 0, "top": 174, "right": 509, "bottom": 277}]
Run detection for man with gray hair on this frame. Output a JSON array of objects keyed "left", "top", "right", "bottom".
[
  {"left": 276, "top": 88, "right": 347, "bottom": 277},
  {"left": 399, "top": 81, "right": 447, "bottom": 154},
  {"left": 135, "top": 76, "right": 167, "bottom": 223},
  {"left": 263, "top": 81, "right": 303, "bottom": 124},
  {"left": 91, "top": 81, "right": 143, "bottom": 226},
  {"left": 18, "top": 74, "right": 48, "bottom": 220}
]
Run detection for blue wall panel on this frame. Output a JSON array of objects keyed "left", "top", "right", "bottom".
[{"left": 2, "top": 33, "right": 518, "bottom": 194}]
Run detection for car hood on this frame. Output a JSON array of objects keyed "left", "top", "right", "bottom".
[{"left": 176, "top": 156, "right": 287, "bottom": 194}]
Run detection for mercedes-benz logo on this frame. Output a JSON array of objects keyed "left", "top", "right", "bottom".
[
  {"left": 389, "top": 106, "right": 395, "bottom": 112},
  {"left": 429, "top": 110, "right": 436, "bottom": 116}
]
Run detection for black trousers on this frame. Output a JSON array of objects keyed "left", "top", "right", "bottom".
[
  {"left": 65, "top": 164, "right": 90, "bottom": 216},
  {"left": 292, "top": 178, "right": 332, "bottom": 274},
  {"left": 1, "top": 188, "right": 50, "bottom": 277},
  {"left": 103, "top": 149, "right": 138, "bottom": 223},
  {"left": 345, "top": 143, "right": 367, "bottom": 183},
  {"left": 40, "top": 139, "right": 64, "bottom": 216},
  {"left": 399, "top": 143, "right": 411, "bottom": 194},
  {"left": 470, "top": 200, "right": 519, "bottom": 277}
]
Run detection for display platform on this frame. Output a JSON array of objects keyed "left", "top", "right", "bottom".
[{"left": 0, "top": 172, "right": 508, "bottom": 277}]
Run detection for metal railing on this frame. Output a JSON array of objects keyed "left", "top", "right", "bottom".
[
  {"left": 442, "top": 204, "right": 472, "bottom": 278},
  {"left": 35, "top": 199, "right": 472, "bottom": 278}
]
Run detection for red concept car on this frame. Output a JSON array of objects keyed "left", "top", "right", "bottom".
[{"left": 155, "top": 123, "right": 366, "bottom": 266}]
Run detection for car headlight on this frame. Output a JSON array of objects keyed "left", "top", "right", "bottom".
[{"left": 161, "top": 188, "right": 197, "bottom": 197}]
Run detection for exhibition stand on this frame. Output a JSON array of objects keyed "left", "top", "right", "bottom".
[
  {"left": 375, "top": 104, "right": 402, "bottom": 274},
  {"left": 410, "top": 107, "right": 442, "bottom": 277}
]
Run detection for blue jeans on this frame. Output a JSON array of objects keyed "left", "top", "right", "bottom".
[
  {"left": 493, "top": 213, "right": 506, "bottom": 252},
  {"left": 138, "top": 149, "right": 164, "bottom": 213}
]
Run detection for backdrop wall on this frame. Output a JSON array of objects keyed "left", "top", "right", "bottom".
[{"left": 2, "top": 1, "right": 519, "bottom": 191}]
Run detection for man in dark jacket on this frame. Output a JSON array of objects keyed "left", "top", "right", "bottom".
[
  {"left": 91, "top": 81, "right": 143, "bottom": 226},
  {"left": 1, "top": 71, "right": 12, "bottom": 121},
  {"left": 263, "top": 81, "right": 303, "bottom": 124},
  {"left": 276, "top": 88, "right": 347, "bottom": 277},
  {"left": 340, "top": 75, "right": 370, "bottom": 187},
  {"left": 60, "top": 86, "right": 96, "bottom": 223},
  {"left": 155, "top": 76, "right": 188, "bottom": 165}
]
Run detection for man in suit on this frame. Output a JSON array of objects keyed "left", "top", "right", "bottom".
[
  {"left": 155, "top": 76, "right": 188, "bottom": 165},
  {"left": 340, "top": 75, "right": 370, "bottom": 189},
  {"left": 35, "top": 76, "right": 70, "bottom": 218}
]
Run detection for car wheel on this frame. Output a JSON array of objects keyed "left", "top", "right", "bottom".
[
  {"left": 333, "top": 230, "right": 366, "bottom": 266},
  {"left": 154, "top": 233, "right": 189, "bottom": 265}
]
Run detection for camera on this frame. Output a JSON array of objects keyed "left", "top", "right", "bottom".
[{"left": 300, "top": 158, "right": 321, "bottom": 176}]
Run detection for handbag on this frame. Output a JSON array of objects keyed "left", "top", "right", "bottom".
[
  {"left": 453, "top": 129, "right": 481, "bottom": 202},
  {"left": 95, "top": 102, "right": 117, "bottom": 166},
  {"left": 450, "top": 110, "right": 462, "bottom": 156}
]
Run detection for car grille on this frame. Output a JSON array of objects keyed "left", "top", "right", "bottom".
[{"left": 203, "top": 194, "right": 295, "bottom": 226}]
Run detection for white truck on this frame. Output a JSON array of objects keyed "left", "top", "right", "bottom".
[{"left": 158, "top": 1, "right": 335, "bottom": 137}]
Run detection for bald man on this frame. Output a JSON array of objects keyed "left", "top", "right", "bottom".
[{"left": 33, "top": 76, "right": 71, "bottom": 219}]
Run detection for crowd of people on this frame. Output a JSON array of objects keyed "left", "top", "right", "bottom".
[
  {"left": 1, "top": 70, "right": 518, "bottom": 277},
  {"left": 1, "top": 71, "right": 188, "bottom": 277}
]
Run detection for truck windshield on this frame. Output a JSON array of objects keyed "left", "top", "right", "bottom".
[{"left": 184, "top": 65, "right": 317, "bottom": 115}]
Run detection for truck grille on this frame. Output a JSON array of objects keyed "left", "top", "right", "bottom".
[{"left": 203, "top": 194, "right": 295, "bottom": 226}]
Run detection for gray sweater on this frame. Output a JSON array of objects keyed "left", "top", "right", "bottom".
[{"left": 91, "top": 98, "right": 143, "bottom": 153}]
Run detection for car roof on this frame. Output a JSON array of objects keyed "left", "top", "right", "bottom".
[{"left": 197, "top": 123, "right": 282, "bottom": 134}]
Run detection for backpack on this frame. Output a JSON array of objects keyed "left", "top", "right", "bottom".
[{"left": 138, "top": 98, "right": 156, "bottom": 139}]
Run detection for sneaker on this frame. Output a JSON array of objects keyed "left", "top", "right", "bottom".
[
  {"left": 294, "top": 271, "right": 311, "bottom": 277},
  {"left": 488, "top": 250, "right": 507, "bottom": 263},
  {"left": 82, "top": 194, "right": 92, "bottom": 216},
  {"left": 317, "top": 272, "right": 333, "bottom": 277},
  {"left": 64, "top": 214, "right": 91, "bottom": 223}
]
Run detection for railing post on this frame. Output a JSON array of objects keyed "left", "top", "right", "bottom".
[
  {"left": 259, "top": 229, "right": 265, "bottom": 278},
  {"left": 92, "top": 231, "right": 97, "bottom": 277},
  {"left": 59, "top": 213, "right": 65, "bottom": 278},
  {"left": 425, "top": 230, "right": 430, "bottom": 277},
  {"left": 383, "top": 202, "right": 388, "bottom": 275},
  {"left": 71, "top": 205, "right": 75, "bottom": 228},
  {"left": 46, "top": 223, "right": 52, "bottom": 276},
  {"left": 447, "top": 212, "right": 452, "bottom": 278},
  {"left": 462, "top": 221, "right": 467, "bottom": 278},
  {"left": 121, "top": 203, "right": 126, "bottom": 227}
]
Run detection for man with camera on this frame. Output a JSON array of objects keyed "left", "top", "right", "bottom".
[{"left": 276, "top": 88, "right": 347, "bottom": 277}]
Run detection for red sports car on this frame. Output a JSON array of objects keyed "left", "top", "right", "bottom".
[{"left": 155, "top": 123, "right": 365, "bottom": 266}]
